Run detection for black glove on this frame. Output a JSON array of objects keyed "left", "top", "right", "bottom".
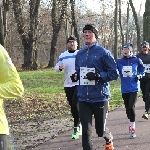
[
  {"left": 86, "top": 72, "right": 100, "bottom": 81},
  {"left": 70, "top": 73, "right": 78, "bottom": 82}
]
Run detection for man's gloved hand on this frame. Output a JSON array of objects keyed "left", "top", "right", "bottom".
[
  {"left": 86, "top": 72, "right": 100, "bottom": 81},
  {"left": 70, "top": 73, "right": 78, "bottom": 82}
]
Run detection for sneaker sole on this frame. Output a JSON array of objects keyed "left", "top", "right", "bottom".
[
  {"left": 142, "top": 115, "right": 148, "bottom": 120},
  {"left": 130, "top": 134, "right": 136, "bottom": 138},
  {"left": 130, "top": 136, "right": 136, "bottom": 139},
  {"left": 72, "top": 137, "right": 79, "bottom": 139},
  {"left": 72, "top": 134, "right": 79, "bottom": 139}
]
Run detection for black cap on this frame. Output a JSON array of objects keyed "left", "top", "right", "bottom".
[
  {"left": 83, "top": 24, "right": 98, "bottom": 39},
  {"left": 123, "top": 43, "right": 133, "bottom": 51},
  {"left": 141, "top": 41, "right": 149, "bottom": 47},
  {"left": 67, "top": 35, "right": 77, "bottom": 43}
]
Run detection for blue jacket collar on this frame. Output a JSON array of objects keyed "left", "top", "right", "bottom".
[{"left": 83, "top": 41, "right": 98, "bottom": 50}]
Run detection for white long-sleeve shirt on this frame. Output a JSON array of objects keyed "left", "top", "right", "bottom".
[{"left": 55, "top": 50, "right": 79, "bottom": 87}]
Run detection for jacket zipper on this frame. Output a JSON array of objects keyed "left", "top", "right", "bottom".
[{"left": 86, "top": 47, "right": 89, "bottom": 100}]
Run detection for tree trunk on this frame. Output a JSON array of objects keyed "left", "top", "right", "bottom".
[
  {"left": 114, "top": 0, "right": 118, "bottom": 60},
  {"left": 118, "top": 0, "right": 124, "bottom": 47},
  {"left": 47, "top": 0, "right": 67, "bottom": 67},
  {"left": 12, "top": 0, "right": 40, "bottom": 70},
  {"left": 48, "top": 31, "right": 59, "bottom": 67},
  {"left": 70, "top": 0, "right": 80, "bottom": 49},
  {"left": 126, "top": 2, "right": 129, "bottom": 43},
  {"left": 129, "top": 0, "right": 141, "bottom": 52},
  {"left": 0, "top": 7, "right": 4, "bottom": 46},
  {"left": 143, "top": 0, "right": 150, "bottom": 43},
  {"left": 0, "top": 0, "right": 9, "bottom": 46}
]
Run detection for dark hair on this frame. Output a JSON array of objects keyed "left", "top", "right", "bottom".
[
  {"left": 67, "top": 35, "right": 77, "bottom": 43},
  {"left": 83, "top": 24, "right": 98, "bottom": 39}
]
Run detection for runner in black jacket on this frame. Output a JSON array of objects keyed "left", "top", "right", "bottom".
[{"left": 136, "top": 41, "right": 150, "bottom": 120}]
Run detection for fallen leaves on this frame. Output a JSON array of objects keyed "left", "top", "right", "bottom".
[{"left": 4, "top": 93, "right": 73, "bottom": 149}]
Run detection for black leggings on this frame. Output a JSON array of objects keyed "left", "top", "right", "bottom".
[
  {"left": 64, "top": 86, "right": 80, "bottom": 127},
  {"left": 140, "top": 78, "right": 149, "bottom": 103},
  {"left": 79, "top": 101, "right": 110, "bottom": 150},
  {"left": 140, "top": 79, "right": 150, "bottom": 112},
  {"left": 0, "top": 134, "right": 7, "bottom": 150},
  {"left": 122, "top": 92, "right": 138, "bottom": 122},
  {"left": 145, "top": 80, "right": 150, "bottom": 113}
]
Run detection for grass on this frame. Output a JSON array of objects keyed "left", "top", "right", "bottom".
[
  {"left": 19, "top": 68, "right": 123, "bottom": 108},
  {"left": 4, "top": 68, "right": 124, "bottom": 124},
  {"left": 5, "top": 68, "right": 124, "bottom": 150},
  {"left": 20, "top": 68, "right": 123, "bottom": 114},
  {"left": 109, "top": 79, "right": 123, "bottom": 110},
  {"left": 20, "top": 69, "right": 64, "bottom": 94}
]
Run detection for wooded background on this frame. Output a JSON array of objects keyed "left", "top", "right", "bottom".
[{"left": 0, "top": 0, "right": 149, "bottom": 70}]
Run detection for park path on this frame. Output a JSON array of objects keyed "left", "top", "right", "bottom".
[{"left": 34, "top": 98, "right": 150, "bottom": 150}]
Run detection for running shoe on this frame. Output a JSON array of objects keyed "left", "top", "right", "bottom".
[
  {"left": 142, "top": 112, "right": 148, "bottom": 120},
  {"left": 104, "top": 141, "right": 114, "bottom": 150},
  {"left": 72, "top": 131, "right": 79, "bottom": 139},
  {"left": 129, "top": 128, "right": 136, "bottom": 138}
]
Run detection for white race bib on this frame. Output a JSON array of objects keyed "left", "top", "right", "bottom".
[
  {"left": 122, "top": 66, "right": 132, "bottom": 77},
  {"left": 80, "top": 67, "right": 95, "bottom": 85},
  {"left": 143, "top": 64, "right": 150, "bottom": 73}
]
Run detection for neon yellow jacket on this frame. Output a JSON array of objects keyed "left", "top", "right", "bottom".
[{"left": 0, "top": 44, "right": 24, "bottom": 135}]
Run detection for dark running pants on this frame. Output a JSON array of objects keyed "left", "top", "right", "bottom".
[
  {"left": 122, "top": 92, "right": 138, "bottom": 122},
  {"left": 0, "top": 134, "right": 7, "bottom": 150},
  {"left": 145, "top": 80, "right": 150, "bottom": 113},
  {"left": 64, "top": 86, "right": 80, "bottom": 127},
  {"left": 140, "top": 78, "right": 150, "bottom": 113},
  {"left": 79, "top": 101, "right": 111, "bottom": 150},
  {"left": 140, "top": 78, "right": 149, "bottom": 103}
]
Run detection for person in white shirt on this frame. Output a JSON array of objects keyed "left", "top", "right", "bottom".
[{"left": 54, "top": 35, "right": 81, "bottom": 139}]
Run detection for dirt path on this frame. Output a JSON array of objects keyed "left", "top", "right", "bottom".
[{"left": 34, "top": 98, "right": 150, "bottom": 150}]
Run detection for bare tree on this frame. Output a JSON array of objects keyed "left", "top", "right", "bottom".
[
  {"left": 0, "top": 0, "right": 9, "bottom": 46},
  {"left": 114, "top": 0, "right": 118, "bottom": 60},
  {"left": 47, "top": 0, "right": 67, "bottom": 67},
  {"left": 143, "top": 0, "right": 150, "bottom": 42},
  {"left": 129, "top": 0, "right": 141, "bottom": 52},
  {"left": 118, "top": 0, "right": 124, "bottom": 46},
  {"left": 70, "top": 0, "right": 80, "bottom": 48},
  {"left": 12, "top": 0, "right": 40, "bottom": 70}
]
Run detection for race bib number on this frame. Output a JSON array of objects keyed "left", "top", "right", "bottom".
[
  {"left": 143, "top": 64, "right": 150, "bottom": 73},
  {"left": 122, "top": 66, "right": 132, "bottom": 77},
  {"left": 80, "top": 67, "right": 95, "bottom": 85}
]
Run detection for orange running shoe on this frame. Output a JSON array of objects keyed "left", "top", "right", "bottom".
[{"left": 104, "top": 141, "right": 114, "bottom": 150}]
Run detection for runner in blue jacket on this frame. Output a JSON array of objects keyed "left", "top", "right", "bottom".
[
  {"left": 117, "top": 43, "right": 145, "bottom": 138},
  {"left": 71, "top": 24, "right": 118, "bottom": 150}
]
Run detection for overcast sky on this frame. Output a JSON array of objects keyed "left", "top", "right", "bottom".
[{"left": 85, "top": 0, "right": 145, "bottom": 16}]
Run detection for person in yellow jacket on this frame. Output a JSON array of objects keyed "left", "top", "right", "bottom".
[{"left": 0, "top": 44, "right": 24, "bottom": 150}]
